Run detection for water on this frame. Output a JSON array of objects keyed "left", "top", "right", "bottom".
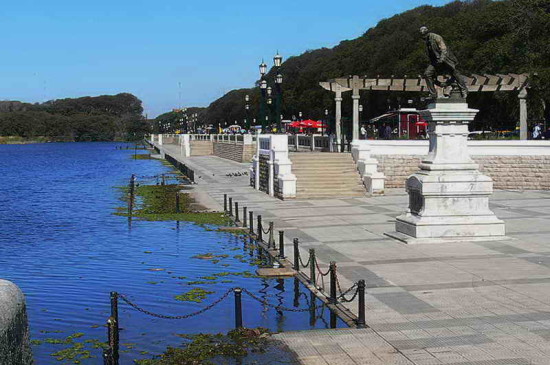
[{"left": 0, "top": 142, "right": 344, "bottom": 364}]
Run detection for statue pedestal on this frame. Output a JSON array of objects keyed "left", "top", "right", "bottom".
[{"left": 388, "top": 98, "right": 505, "bottom": 243}]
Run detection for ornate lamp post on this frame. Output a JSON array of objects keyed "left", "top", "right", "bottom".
[
  {"left": 257, "top": 53, "right": 283, "bottom": 133},
  {"left": 324, "top": 109, "right": 329, "bottom": 136},
  {"left": 244, "top": 94, "right": 250, "bottom": 131},
  {"left": 273, "top": 52, "right": 283, "bottom": 133}
]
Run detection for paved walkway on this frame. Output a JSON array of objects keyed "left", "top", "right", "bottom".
[{"left": 155, "top": 142, "right": 550, "bottom": 364}]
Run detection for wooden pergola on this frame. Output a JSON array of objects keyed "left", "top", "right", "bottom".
[{"left": 320, "top": 73, "right": 530, "bottom": 143}]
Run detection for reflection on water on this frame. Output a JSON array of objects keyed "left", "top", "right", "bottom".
[{"left": 0, "top": 142, "right": 345, "bottom": 364}]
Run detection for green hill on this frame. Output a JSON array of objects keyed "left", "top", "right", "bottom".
[{"left": 202, "top": 0, "right": 550, "bottom": 132}]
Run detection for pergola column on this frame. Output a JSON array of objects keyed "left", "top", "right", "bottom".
[
  {"left": 335, "top": 91, "right": 343, "bottom": 151},
  {"left": 352, "top": 91, "right": 360, "bottom": 141},
  {"left": 519, "top": 88, "right": 528, "bottom": 140}
]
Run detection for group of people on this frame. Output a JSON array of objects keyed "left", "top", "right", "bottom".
[
  {"left": 360, "top": 123, "right": 394, "bottom": 140},
  {"left": 532, "top": 123, "right": 550, "bottom": 140}
]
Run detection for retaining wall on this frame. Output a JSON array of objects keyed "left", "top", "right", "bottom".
[
  {"left": 213, "top": 143, "right": 255, "bottom": 163},
  {"left": 0, "top": 280, "right": 32, "bottom": 365},
  {"left": 375, "top": 154, "right": 550, "bottom": 190}
]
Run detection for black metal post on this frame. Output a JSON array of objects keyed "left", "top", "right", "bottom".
[
  {"left": 175, "top": 192, "right": 180, "bottom": 213},
  {"left": 268, "top": 222, "right": 274, "bottom": 248},
  {"left": 229, "top": 197, "right": 233, "bottom": 216},
  {"left": 278, "top": 231, "right": 285, "bottom": 258},
  {"left": 224, "top": 194, "right": 227, "bottom": 212},
  {"left": 293, "top": 238, "right": 300, "bottom": 271},
  {"left": 329, "top": 261, "right": 337, "bottom": 304},
  {"left": 257, "top": 215, "right": 262, "bottom": 241},
  {"left": 309, "top": 249, "right": 316, "bottom": 288},
  {"left": 110, "top": 292, "right": 119, "bottom": 365},
  {"left": 249, "top": 211, "right": 254, "bottom": 234},
  {"left": 161, "top": 174, "right": 165, "bottom": 186},
  {"left": 357, "top": 280, "right": 366, "bottom": 329},
  {"left": 235, "top": 202, "right": 240, "bottom": 223},
  {"left": 234, "top": 288, "right": 243, "bottom": 329},
  {"left": 243, "top": 207, "right": 247, "bottom": 227}
]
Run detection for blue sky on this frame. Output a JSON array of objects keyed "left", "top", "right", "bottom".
[{"left": 0, "top": 0, "right": 451, "bottom": 117}]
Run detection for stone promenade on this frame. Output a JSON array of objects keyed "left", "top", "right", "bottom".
[{"left": 155, "top": 142, "right": 550, "bottom": 364}]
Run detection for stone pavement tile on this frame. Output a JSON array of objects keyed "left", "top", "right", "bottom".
[
  {"left": 318, "top": 354, "right": 357, "bottom": 365},
  {"left": 296, "top": 357, "right": 330, "bottom": 365},
  {"left": 443, "top": 257, "right": 550, "bottom": 281},
  {"left": 411, "top": 241, "right": 506, "bottom": 259},
  {"left": 306, "top": 199, "right": 353, "bottom": 207},
  {"left": 336, "top": 265, "right": 391, "bottom": 288},
  {"left": 447, "top": 359, "right": 530, "bottom": 365},
  {"left": 476, "top": 242, "right": 531, "bottom": 255},
  {"left": 367, "top": 261, "right": 474, "bottom": 287},
  {"left": 390, "top": 334, "right": 493, "bottom": 350},
  {"left": 305, "top": 245, "right": 355, "bottom": 263},
  {"left": 372, "top": 292, "right": 440, "bottom": 315},
  {"left": 282, "top": 228, "right": 318, "bottom": 243},
  {"left": 302, "top": 225, "right": 380, "bottom": 242},
  {"left": 337, "top": 213, "right": 396, "bottom": 225}
]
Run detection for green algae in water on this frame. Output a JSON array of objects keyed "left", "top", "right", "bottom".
[
  {"left": 115, "top": 184, "right": 231, "bottom": 225},
  {"left": 174, "top": 288, "right": 215, "bottom": 303},
  {"left": 134, "top": 328, "right": 296, "bottom": 365},
  {"left": 132, "top": 154, "right": 153, "bottom": 160}
]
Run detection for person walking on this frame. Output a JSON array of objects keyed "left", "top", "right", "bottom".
[
  {"left": 360, "top": 125, "right": 367, "bottom": 139},
  {"left": 379, "top": 123, "right": 386, "bottom": 139},
  {"left": 384, "top": 124, "right": 392, "bottom": 140},
  {"left": 533, "top": 123, "right": 542, "bottom": 139}
]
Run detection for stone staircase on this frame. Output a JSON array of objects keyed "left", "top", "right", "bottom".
[
  {"left": 190, "top": 140, "right": 213, "bottom": 156},
  {"left": 289, "top": 152, "right": 366, "bottom": 199}
]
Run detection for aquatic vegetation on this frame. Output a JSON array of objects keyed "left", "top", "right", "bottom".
[
  {"left": 174, "top": 288, "right": 215, "bottom": 303},
  {"left": 132, "top": 154, "right": 153, "bottom": 160},
  {"left": 32, "top": 333, "right": 105, "bottom": 364},
  {"left": 115, "top": 184, "right": 231, "bottom": 225},
  {"left": 135, "top": 328, "right": 274, "bottom": 365}
]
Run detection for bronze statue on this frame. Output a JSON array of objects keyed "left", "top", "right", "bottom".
[{"left": 420, "top": 26, "right": 468, "bottom": 98}]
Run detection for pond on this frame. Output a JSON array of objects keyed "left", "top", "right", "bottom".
[{"left": 0, "top": 142, "right": 344, "bottom": 364}]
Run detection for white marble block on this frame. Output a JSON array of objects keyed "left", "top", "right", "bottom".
[{"left": 392, "top": 98, "right": 505, "bottom": 242}]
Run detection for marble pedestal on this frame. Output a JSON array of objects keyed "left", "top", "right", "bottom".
[{"left": 389, "top": 98, "right": 505, "bottom": 243}]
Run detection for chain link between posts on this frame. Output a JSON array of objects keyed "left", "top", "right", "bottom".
[
  {"left": 116, "top": 289, "right": 233, "bottom": 319},
  {"left": 241, "top": 289, "right": 311, "bottom": 312}
]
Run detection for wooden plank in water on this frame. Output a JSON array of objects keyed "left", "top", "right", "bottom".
[{"left": 257, "top": 267, "right": 296, "bottom": 277}]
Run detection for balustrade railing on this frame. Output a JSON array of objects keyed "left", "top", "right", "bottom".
[{"left": 287, "top": 134, "right": 331, "bottom": 152}]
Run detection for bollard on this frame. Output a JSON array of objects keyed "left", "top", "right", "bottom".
[
  {"left": 243, "top": 207, "right": 247, "bottom": 227},
  {"left": 357, "top": 280, "right": 366, "bottom": 328},
  {"left": 224, "top": 194, "right": 227, "bottom": 212},
  {"left": 235, "top": 202, "right": 240, "bottom": 223},
  {"left": 129, "top": 174, "right": 135, "bottom": 197},
  {"left": 309, "top": 249, "right": 316, "bottom": 288},
  {"left": 109, "top": 292, "right": 119, "bottom": 365},
  {"left": 161, "top": 174, "right": 165, "bottom": 186},
  {"left": 293, "top": 238, "right": 300, "bottom": 271},
  {"left": 278, "top": 231, "right": 285, "bottom": 258},
  {"left": 329, "top": 262, "right": 337, "bottom": 304},
  {"left": 229, "top": 197, "right": 233, "bottom": 216},
  {"left": 234, "top": 288, "right": 243, "bottom": 329},
  {"left": 175, "top": 192, "right": 180, "bottom": 213},
  {"left": 257, "top": 215, "right": 263, "bottom": 241},
  {"left": 249, "top": 211, "right": 254, "bottom": 234},
  {"left": 268, "top": 222, "right": 274, "bottom": 248}
]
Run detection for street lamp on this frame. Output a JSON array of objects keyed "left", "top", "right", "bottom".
[
  {"left": 257, "top": 52, "right": 283, "bottom": 133},
  {"left": 299, "top": 111, "right": 303, "bottom": 120},
  {"left": 324, "top": 109, "right": 329, "bottom": 136},
  {"left": 259, "top": 60, "right": 267, "bottom": 76},
  {"left": 244, "top": 94, "right": 250, "bottom": 131}
]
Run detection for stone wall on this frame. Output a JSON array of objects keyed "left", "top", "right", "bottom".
[
  {"left": 375, "top": 154, "right": 550, "bottom": 190},
  {"left": 0, "top": 280, "right": 32, "bottom": 365},
  {"left": 212, "top": 143, "right": 255, "bottom": 163},
  {"left": 190, "top": 140, "right": 213, "bottom": 156}
]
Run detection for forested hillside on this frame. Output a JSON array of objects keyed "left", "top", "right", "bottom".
[
  {"left": 0, "top": 93, "right": 148, "bottom": 142},
  {"left": 203, "top": 0, "right": 550, "bottom": 131}
]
